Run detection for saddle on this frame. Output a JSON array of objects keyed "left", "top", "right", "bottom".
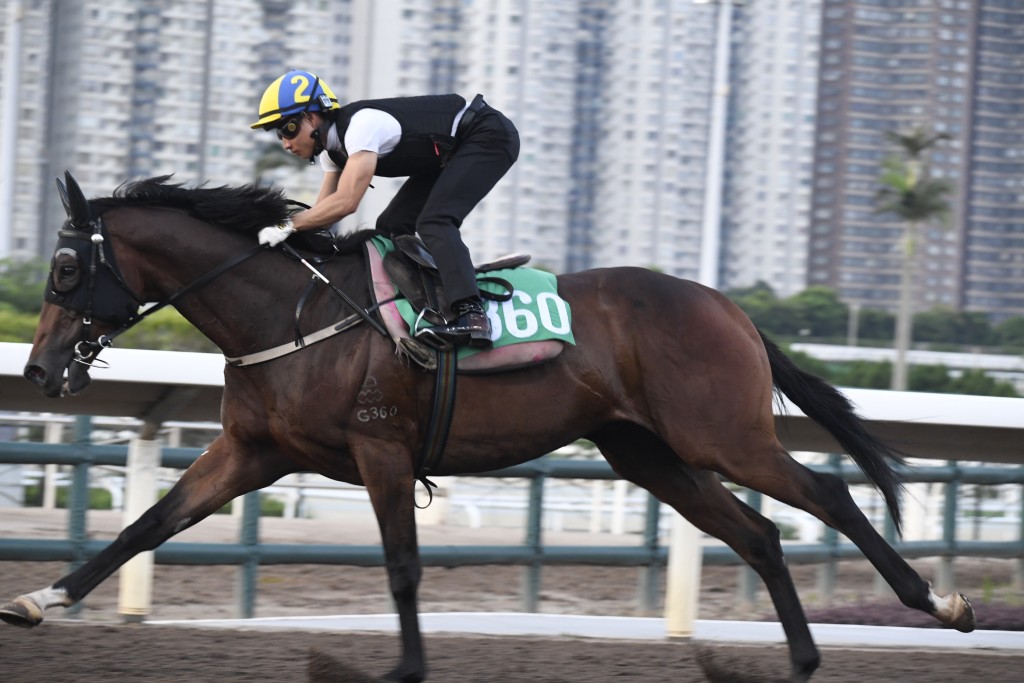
[{"left": 383, "top": 234, "right": 530, "bottom": 326}]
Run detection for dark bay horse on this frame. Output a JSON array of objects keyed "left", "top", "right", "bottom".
[{"left": 2, "top": 174, "right": 974, "bottom": 682}]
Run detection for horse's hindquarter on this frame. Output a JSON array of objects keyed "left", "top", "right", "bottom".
[{"left": 540, "top": 268, "right": 776, "bottom": 465}]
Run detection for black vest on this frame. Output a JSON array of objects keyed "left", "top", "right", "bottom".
[{"left": 324, "top": 94, "right": 466, "bottom": 177}]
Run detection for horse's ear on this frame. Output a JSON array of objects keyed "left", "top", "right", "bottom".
[
  {"left": 63, "top": 170, "right": 92, "bottom": 227},
  {"left": 56, "top": 177, "right": 72, "bottom": 218}
]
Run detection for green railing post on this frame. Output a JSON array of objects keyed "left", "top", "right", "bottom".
[
  {"left": 236, "top": 491, "right": 261, "bottom": 619},
  {"left": 937, "top": 461, "right": 960, "bottom": 593},
  {"left": 738, "top": 489, "right": 762, "bottom": 604},
  {"left": 873, "top": 485, "right": 899, "bottom": 596},
  {"left": 636, "top": 493, "right": 662, "bottom": 616},
  {"left": 66, "top": 415, "right": 92, "bottom": 618},
  {"left": 521, "top": 474, "right": 545, "bottom": 613},
  {"left": 817, "top": 453, "right": 843, "bottom": 598}
]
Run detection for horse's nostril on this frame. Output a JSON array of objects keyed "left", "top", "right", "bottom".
[{"left": 23, "top": 365, "right": 46, "bottom": 385}]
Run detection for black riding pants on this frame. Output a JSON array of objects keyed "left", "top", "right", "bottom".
[{"left": 375, "top": 103, "right": 520, "bottom": 305}]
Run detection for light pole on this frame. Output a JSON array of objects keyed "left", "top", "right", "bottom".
[{"left": 695, "top": 0, "right": 734, "bottom": 289}]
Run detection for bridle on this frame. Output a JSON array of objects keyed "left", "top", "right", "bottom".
[
  {"left": 47, "top": 212, "right": 263, "bottom": 368},
  {"left": 46, "top": 171, "right": 385, "bottom": 371}
]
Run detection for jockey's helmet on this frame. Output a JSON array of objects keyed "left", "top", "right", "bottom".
[{"left": 250, "top": 69, "right": 340, "bottom": 129}]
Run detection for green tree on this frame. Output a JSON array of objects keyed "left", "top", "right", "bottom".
[
  {"left": 115, "top": 308, "right": 218, "bottom": 353},
  {"left": 0, "top": 309, "right": 40, "bottom": 342},
  {"left": 908, "top": 364, "right": 954, "bottom": 393},
  {"left": 0, "top": 258, "right": 47, "bottom": 314},
  {"left": 726, "top": 281, "right": 800, "bottom": 337},
  {"left": 875, "top": 128, "right": 954, "bottom": 390},
  {"left": 908, "top": 365, "right": 1018, "bottom": 397},
  {"left": 786, "top": 349, "right": 831, "bottom": 378},
  {"left": 995, "top": 316, "right": 1024, "bottom": 352},
  {"left": 949, "top": 369, "right": 1018, "bottom": 397},
  {"left": 857, "top": 308, "right": 895, "bottom": 342},
  {"left": 786, "top": 286, "right": 849, "bottom": 338},
  {"left": 913, "top": 308, "right": 996, "bottom": 347},
  {"left": 835, "top": 360, "right": 891, "bottom": 389}
]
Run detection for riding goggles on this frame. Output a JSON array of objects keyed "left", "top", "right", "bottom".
[{"left": 276, "top": 115, "right": 305, "bottom": 140}]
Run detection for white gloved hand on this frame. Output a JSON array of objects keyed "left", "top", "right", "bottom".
[{"left": 258, "top": 220, "right": 296, "bottom": 247}]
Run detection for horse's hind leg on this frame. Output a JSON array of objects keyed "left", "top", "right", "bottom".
[
  {"left": 593, "top": 428, "right": 820, "bottom": 683},
  {"left": 0, "top": 436, "right": 293, "bottom": 627},
  {"left": 717, "top": 442, "right": 974, "bottom": 633}
]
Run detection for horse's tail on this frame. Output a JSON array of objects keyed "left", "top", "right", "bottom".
[{"left": 758, "top": 328, "right": 905, "bottom": 535}]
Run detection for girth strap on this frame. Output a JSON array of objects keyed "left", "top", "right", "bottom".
[{"left": 414, "top": 347, "right": 458, "bottom": 506}]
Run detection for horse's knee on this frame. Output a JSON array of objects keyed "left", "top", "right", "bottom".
[
  {"left": 737, "top": 520, "right": 785, "bottom": 575},
  {"left": 386, "top": 561, "right": 422, "bottom": 600}
]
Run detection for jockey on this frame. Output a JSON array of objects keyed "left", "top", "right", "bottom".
[{"left": 250, "top": 69, "right": 520, "bottom": 349}]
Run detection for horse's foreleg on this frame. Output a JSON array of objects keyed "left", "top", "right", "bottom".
[
  {"left": 595, "top": 433, "right": 820, "bottom": 683},
  {"left": 359, "top": 448, "right": 425, "bottom": 683},
  {"left": 0, "top": 437, "right": 292, "bottom": 627}
]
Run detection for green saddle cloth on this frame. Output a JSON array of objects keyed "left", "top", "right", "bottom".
[{"left": 370, "top": 236, "right": 575, "bottom": 358}]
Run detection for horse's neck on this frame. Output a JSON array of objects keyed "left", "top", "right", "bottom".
[{"left": 107, "top": 208, "right": 368, "bottom": 357}]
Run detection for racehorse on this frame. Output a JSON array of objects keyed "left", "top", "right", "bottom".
[{"left": 2, "top": 173, "right": 974, "bottom": 682}]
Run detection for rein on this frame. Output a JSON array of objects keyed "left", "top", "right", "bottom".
[{"left": 69, "top": 215, "right": 264, "bottom": 364}]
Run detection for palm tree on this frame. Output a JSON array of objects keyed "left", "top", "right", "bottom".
[{"left": 875, "top": 128, "right": 954, "bottom": 390}]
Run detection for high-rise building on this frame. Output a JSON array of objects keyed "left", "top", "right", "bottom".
[
  {"left": 0, "top": 0, "right": 351, "bottom": 259},
  {"left": 566, "top": 0, "right": 611, "bottom": 274},
  {"left": 723, "top": 0, "right": 822, "bottom": 297},
  {"left": 1, "top": 0, "right": 52, "bottom": 260},
  {"left": 454, "top": 0, "right": 579, "bottom": 273},
  {"left": 7, "top": 0, "right": 1021, "bottom": 325},
  {"left": 808, "top": 0, "right": 1024, "bottom": 321},
  {"left": 591, "top": 0, "right": 716, "bottom": 279}
]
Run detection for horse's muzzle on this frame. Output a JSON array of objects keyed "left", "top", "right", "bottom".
[{"left": 23, "top": 356, "right": 92, "bottom": 398}]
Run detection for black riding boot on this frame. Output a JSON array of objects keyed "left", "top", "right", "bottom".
[{"left": 419, "top": 298, "right": 492, "bottom": 349}]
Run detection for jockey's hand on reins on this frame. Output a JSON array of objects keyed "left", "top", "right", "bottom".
[{"left": 259, "top": 220, "right": 295, "bottom": 247}]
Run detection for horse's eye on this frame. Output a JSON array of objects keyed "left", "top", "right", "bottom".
[{"left": 51, "top": 249, "right": 81, "bottom": 292}]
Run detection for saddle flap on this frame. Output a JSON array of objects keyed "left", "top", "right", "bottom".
[{"left": 383, "top": 250, "right": 449, "bottom": 323}]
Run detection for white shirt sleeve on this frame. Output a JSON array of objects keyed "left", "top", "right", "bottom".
[
  {"left": 318, "top": 109, "right": 401, "bottom": 173},
  {"left": 345, "top": 109, "right": 402, "bottom": 155}
]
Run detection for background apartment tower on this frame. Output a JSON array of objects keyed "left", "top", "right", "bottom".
[
  {"left": 722, "top": 0, "right": 822, "bottom": 297},
  {"left": 0, "top": 0, "right": 50, "bottom": 259},
  {"left": 565, "top": 0, "right": 611, "bottom": 274},
  {"left": 809, "top": 0, "right": 1024, "bottom": 321},
  {"left": 455, "top": 0, "right": 578, "bottom": 273},
  {"left": 591, "top": 0, "right": 717, "bottom": 279}
]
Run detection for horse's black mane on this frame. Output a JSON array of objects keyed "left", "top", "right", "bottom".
[
  {"left": 90, "top": 175, "right": 294, "bottom": 233},
  {"left": 89, "top": 175, "right": 375, "bottom": 252}
]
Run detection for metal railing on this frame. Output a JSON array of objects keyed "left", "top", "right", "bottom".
[{"left": 2, "top": 416, "right": 1024, "bottom": 618}]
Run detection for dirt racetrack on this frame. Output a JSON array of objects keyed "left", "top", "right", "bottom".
[{"left": 1, "top": 509, "right": 1023, "bottom": 681}]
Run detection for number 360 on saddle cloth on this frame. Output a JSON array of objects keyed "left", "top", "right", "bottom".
[{"left": 366, "top": 235, "right": 575, "bottom": 373}]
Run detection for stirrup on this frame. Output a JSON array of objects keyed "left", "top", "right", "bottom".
[{"left": 414, "top": 326, "right": 458, "bottom": 351}]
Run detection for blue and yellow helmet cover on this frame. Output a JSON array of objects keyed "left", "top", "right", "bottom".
[{"left": 251, "top": 69, "right": 340, "bottom": 129}]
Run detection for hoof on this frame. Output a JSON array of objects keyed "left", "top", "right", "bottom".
[
  {"left": 0, "top": 596, "right": 45, "bottom": 628},
  {"left": 946, "top": 592, "right": 975, "bottom": 633}
]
